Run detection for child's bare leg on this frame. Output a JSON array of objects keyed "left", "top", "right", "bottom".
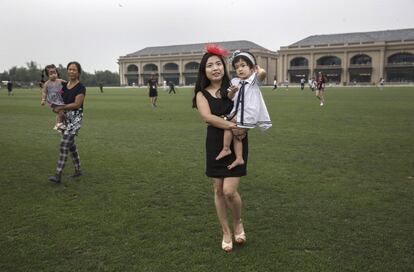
[
  {"left": 57, "top": 111, "right": 64, "bottom": 124},
  {"left": 227, "top": 131, "right": 246, "bottom": 170},
  {"left": 216, "top": 129, "right": 233, "bottom": 160}
]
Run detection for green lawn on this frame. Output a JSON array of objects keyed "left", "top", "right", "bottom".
[{"left": 0, "top": 86, "right": 413, "bottom": 271}]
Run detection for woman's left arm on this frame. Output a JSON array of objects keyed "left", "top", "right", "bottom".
[
  {"left": 256, "top": 65, "right": 267, "bottom": 82},
  {"left": 53, "top": 94, "right": 85, "bottom": 112}
]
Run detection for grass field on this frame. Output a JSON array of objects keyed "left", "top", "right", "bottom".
[{"left": 0, "top": 86, "right": 413, "bottom": 271}]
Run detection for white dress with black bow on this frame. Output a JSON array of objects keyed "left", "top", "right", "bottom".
[{"left": 229, "top": 73, "right": 272, "bottom": 131}]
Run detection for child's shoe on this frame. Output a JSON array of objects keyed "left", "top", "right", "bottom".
[{"left": 57, "top": 122, "right": 66, "bottom": 130}]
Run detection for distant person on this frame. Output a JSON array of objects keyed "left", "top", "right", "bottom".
[
  {"left": 310, "top": 77, "right": 317, "bottom": 92},
  {"left": 272, "top": 79, "right": 278, "bottom": 90},
  {"left": 99, "top": 83, "right": 104, "bottom": 93},
  {"left": 48, "top": 61, "right": 86, "bottom": 183},
  {"left": 316, "top": 72, "right": 326, "bottom": 106},
  {"left": 168, "top": 81, "right": 176, "bottom": 94},
  {"left": 7, "top": 81, "right": 13, "bottom": 96},
  {"left": 163, "top": 80, "right": 168, "bottom": 91},
  {"left": 284, "top": 78, "right": 289, "bottom": 90},
  {"left": 379, "top": 77, "right": 385, "bottom": 90},
  {"left": 41, "top": 64, "right": 67, "bottom": 131},
  {"left": 308, "top": 78, "right": 313, "bottom": 90},
  {"left": 300, "top": 77, "right": 305, "bottom": 90},
  {"left": 148, "top": 74, "right": 158, "bottom": 107}
]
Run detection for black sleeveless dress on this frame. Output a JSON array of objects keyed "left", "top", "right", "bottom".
[{"left": 202, "top": 90, "right": 248, "bottom": 178}]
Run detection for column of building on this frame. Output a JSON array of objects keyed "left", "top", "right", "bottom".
[
  {"left": 379, "top": 48, "right": 385, "bottom": 81},
  {"left": 343, "top": 50, "right": 348, "bottom": 84},
  {"left": 179, "top": 59, "right": 184, "bottom": 85}
]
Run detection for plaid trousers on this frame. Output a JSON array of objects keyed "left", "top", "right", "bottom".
[{"left": 56, "top": 134, "right": 81, "bottom": 174}]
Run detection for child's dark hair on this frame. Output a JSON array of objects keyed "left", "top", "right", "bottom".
[
  {"left": 41, "top": 64, "right": 60, "bottom": 82},
  {"left": 67, "top": 61, "right": 82, "bottom": 76},
  {"left": 232, "top": 52, "right": 256, "bottom": 69}
]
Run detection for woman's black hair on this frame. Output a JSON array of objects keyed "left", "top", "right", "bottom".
[
  {"left": 192, "top": 53, "right": 230, "bottom": 108},
  {"left": 67, "top": 61, "right": 82, "bottom": 79},
  {"left": 231, "top": 52, "right": 256, "bottom": 69}
]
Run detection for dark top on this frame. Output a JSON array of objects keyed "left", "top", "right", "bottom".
[
  {"left": 148, "top": 79, "right": 157, "bottom": 90},
  {"left": 148, "top": 79, "right": 158, "bottom": 97},
  {"left": 62, "top": 82, "right": 86, "bottom": 107},
  {"left": 7, "top": 82, "right": 12, "bottom": 91},
  {"left": 202, "top": 90, "right": 248, "bottom": 178},
  {"left": 62, "top": 82, "right": 86, "bottom": 135}
]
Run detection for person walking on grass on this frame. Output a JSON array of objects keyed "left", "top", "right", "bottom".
[
  {"left": 48, "top": 61, "right": 86, "bottom": 183},
  {"left": 273, "top": 79, "right": 278, "bottom": 90},
  {"left": 316, "top": 72, "right": 326, "bottom": 106},
  {"left": 168, "top": 81, "right": 176, "bottom": 94},
  {"left": 378, "top": 77, "right": 385, "bottom": 90},
  {"left": 193, "top": 44, "right": 248, "bottom": 253},
  {"left": 7, "top": 80, "right": 13, "bottom": 96},
  {"left": 300, "top": 77, "right": 305, "bottom": 90},
  {"left": 148, "top": 74, "right": 158, "bottom": 107}
]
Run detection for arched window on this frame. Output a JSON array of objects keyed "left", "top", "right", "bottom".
[
  {"left": 185, "top": 62, "right": 200, "bottom": 70},
  {"left": 164, "top": 63, "right": 179, "bottom": 71},
  {"left": 143, "top": 64, "right": 158, "bottom": 72},
  {"left": 388, "top": 53, "right": 414, "bottom": 64},
  {"left": 290, "top": 57, "right": 308, "bottom": 67},
  {"left": 127, "top": 64, "right": 138, "bottom": 72},
  {"left": 350, "top": 54, "right": 372, "bottom": 65},
  {"left": 317, "top": 56, "right": 341, "bottom": 66}
]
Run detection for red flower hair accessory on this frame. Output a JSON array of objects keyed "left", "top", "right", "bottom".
[{"left": 205, "top": 43, "right": 229, "bottom": 57}]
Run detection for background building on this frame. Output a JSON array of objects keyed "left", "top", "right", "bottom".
[
  {"left": 119, "top": 28, "right": 414, "bottom": 86},
  {"left": 118, "top": 41, "right": 278, "bottom": 86},
  {"left": 278, "top": 28, "right": 414, "bottom": 84}
]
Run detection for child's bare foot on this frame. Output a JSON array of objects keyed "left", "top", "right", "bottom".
[
  {"left": 216, "top": 149, "right": 232, "bottom": 160},
  {"left": 227, "top": 158, "right": 244, "bottom": 170}
]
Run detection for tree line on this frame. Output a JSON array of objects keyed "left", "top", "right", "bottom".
[{"left": 0, "top": 61, "right": 120, "bottom": 87}]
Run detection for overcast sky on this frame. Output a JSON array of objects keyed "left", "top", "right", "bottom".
[{"left": 1, "top": 0, "right": 413, "bottom": 73}]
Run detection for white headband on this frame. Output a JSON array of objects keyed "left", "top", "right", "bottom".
[{"left": 231, "top": 50, "right": 256, "bottom": 65}]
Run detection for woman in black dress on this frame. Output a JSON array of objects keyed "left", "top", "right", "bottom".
[
  {"left": 148, "top": 74, "right": 158, "bottom": 107},
  {"left": 192, "top": 45, "right": 248, "bottom": 252}
]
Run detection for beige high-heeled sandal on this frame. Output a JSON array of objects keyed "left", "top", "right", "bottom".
[
  {"left": 222, "top": 238, "right": 233, "bottom": 252},
  {"left": 234, "top": 222, "right": 246, "bottom": 244},
  {"left": 234, "top": 231, "right": 246, "bottom": 244}
]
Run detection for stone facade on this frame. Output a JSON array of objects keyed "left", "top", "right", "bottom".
[
  {"left": 118, "top": 29, "right": 414, "bottom": 86},
  {"left": 118, "top": 41, "right": 278, "bottom": 86},
  {"left": 278, "top": 29, "right": 414, "bottom": 84}
]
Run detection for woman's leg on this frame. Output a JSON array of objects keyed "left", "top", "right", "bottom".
[
  {"left": 213, "top": 178, "right": 232, "bottom": 243},
  {"left": 222, "top": 177, "right": 244, "bottom": 237},
  {"left": 49, "top": 134, "right": 75, "bottom": 182},
  {"left": 69, "top": 138, "right": 81, "bottom": 175}
]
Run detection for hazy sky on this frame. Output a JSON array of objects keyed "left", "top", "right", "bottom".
[{"left": 1, "top": 0, "right": 413, "bottom": 73}]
